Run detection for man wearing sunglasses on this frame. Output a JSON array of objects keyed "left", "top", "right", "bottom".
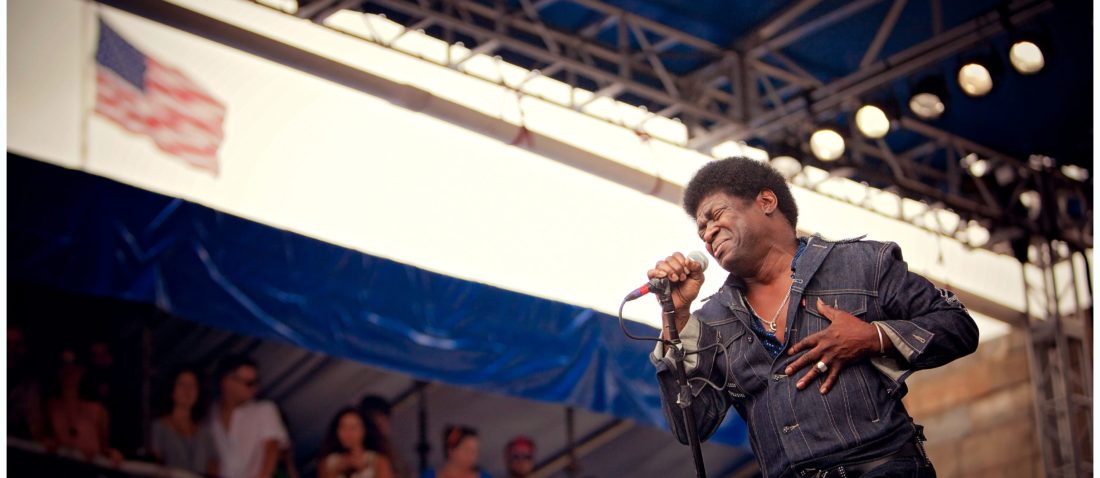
[
  {"left": 211, "top": 355, "right": 290, "bottom": 478},
  {"left": 503, "top": 436, "right": 535, "bottom": 478}
]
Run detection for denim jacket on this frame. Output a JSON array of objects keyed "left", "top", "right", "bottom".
[{"left": 651, "top": 236, "right": 979, "bottom": 478}]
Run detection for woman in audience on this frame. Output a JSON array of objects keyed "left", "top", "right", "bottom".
[
  {"left": 8, "top": 325, "right": 46, "bottom": 442},
  {"left": 46, "top": 348, "right": 123, "bottom": 464},
  {"left": 358, "top": 395, "right": 408, "bottom": 477},
  {"left": 420, "top": 425, "right": 491, "bottom": 478},
  {"left": 149, "top": 366, "right": 218, "bottom": 476},
  {"left": 319, "top": 406, "right": 395, "bottom": 478}
]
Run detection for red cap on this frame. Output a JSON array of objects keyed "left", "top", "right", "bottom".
[{"left": 505, "top": 436, "right": 535, "bottom": 455}]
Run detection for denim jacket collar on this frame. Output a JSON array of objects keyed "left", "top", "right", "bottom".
[
  {"left": 720, "top": 235, "right": 835, "bottom": 311},
  {"left": 790, "top": 234, "right": 834, "bottom": 294}
]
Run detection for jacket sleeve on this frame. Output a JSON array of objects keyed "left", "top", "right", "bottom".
[
  {"left": 874, "top": 241, "right": 980, "bottom": 371},
  {"left": 650, "top": 315, "right": 730, "bottom": 445}
]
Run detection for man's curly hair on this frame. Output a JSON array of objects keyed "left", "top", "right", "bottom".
[{"left": 683, "top": 157, "right": 798, "bottom": 229}]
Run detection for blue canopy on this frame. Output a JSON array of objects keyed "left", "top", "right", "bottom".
[{"left": 7, "top": 154, "right": 748, "bottom": 448}]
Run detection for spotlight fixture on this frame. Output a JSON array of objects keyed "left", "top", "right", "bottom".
[
  {"left": 993, "top": 165, "right": 1016, "bottom": 186},
  {"left": 1019, "top": 190, "right": 1039, "bottom": 208},
  {"left": 957, "top": 62, "right": 993, "bottom": 97},
  {"left": 960, "top": 153, "right": 989, "bottom": 177},
  {"left": 908, "top": 76, "right": 948, "bottom": 120},
  {"left": 809, "top": 128, "right": 845, "bottom": 161},
  {"left": 1028, "top": 154, "right": 1055, "bottom": 170},
  {"left": 855, "top": 104, "right": 890, "bottom": 139},
  {"left": 766, "top": 142, "right": 805, "bottom": 180},
  {"left": 770, "top": 155, "right": 803, "bottom": 180},
  {"left": 969, "top": 159, "right": 989, "bottom": 178},
  {"left": 1006, "top": 30, "right": 1050, "bottom": 75},
  {"left": 1009, "top": 40, "right": 1045, "bottom": 74},
  {"left": 1019, "top": 190, "right": 1041, "bottom": 219},
  {"left": 1061, "top": 164, "right": 1089, "bottom": 182},
  {"left": 956, "top": 50, "right": 1001, "bottom": 97}
]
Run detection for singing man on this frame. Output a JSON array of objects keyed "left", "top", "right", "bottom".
[{"left": 648, "top": 157, "right": 978, "bottom": 477}]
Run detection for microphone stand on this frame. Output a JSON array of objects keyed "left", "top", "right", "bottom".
[{"left": 651, "top": 279, "right": 707, "bottom": 478}]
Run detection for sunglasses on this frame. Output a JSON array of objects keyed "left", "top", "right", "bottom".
[
  {"left": 509, "top": 453, "right": 533, "bottom": 461},
  {"left": 235, "top": 376, "right": 259, "bottom": 388}
]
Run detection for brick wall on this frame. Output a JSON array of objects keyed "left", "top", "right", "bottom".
[{"left": 902, "top": 330, "right": 1043, "bottom": 477}]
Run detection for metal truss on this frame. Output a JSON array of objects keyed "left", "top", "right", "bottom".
[
  {"left": 1022, "top": 242, "right": 1092, "bottom": 477},
  {"left": 276, "top": 0, "right": 1087, "bottom": 255},
  {"left": 277, "top": 13, "right": 1096, "bottom": 471},
  {"left": 818, "top": 116, "right": 1092, "bottom": 255}
]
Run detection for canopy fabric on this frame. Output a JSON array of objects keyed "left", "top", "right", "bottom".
[{"left": 7, "top": 154, "right": 749, "bottom": 448}]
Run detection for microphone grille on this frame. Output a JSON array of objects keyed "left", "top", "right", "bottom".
[{"left": 687, "top": 250, "right": 709, "bottom": 272}]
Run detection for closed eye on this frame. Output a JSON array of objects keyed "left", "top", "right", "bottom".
[{"left": 697, "top": 207, "right": 725, "bottom": 238}]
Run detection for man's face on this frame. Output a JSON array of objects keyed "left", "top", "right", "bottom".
[
  {"left": 221, "top": 365, "right": 259, "bottom": 404},
  {"left": 505, "top": 444, "right": 535, "bottom": 476},
  {"left": 695, "top": 191, "right": 768, "bottom": 275},
  {"left": 449, "top": 436, "right": 480, "bottom": 469}
]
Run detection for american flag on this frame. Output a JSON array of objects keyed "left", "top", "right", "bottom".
[{"left": 95, "top": 20, "right": 226, "bottom": 174}]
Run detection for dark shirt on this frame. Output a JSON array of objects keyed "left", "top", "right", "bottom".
[
  {"left": 746, "top": 238, "right": 808, "bottom": 358},
  {"left": 652, "top": 236, "right": 978, "bottom": 477}
]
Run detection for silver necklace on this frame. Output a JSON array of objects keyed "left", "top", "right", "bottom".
[{"left": 747, "top": 286, "right": 792, "bottom": 333}]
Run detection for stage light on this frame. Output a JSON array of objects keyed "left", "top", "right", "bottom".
[
  {"left": 994, "top": 165, "right": 1016, "bottom": 186},
  {"left": 957, "top": 63, "right": 993, "bottom": 97},
  {"left": 770, "top": 155, "right": 802, "bottom": 180},
  {"left": 809, "top": 128, "right": 844, "bottom": 161},
  {"left": 969, "top": 159, "right": 989, "bottom": 177},
  {"left": 960, "top": 153, "right": 989, "bottom": 177},
  {"left": 1061, "top": 164, "right": 1089, "bottom": 182},
  {"left": 908, "top": 76, "right": 947, "bottom": 120},
  {"left": 1019, "top": 191, "right": 1039, "bottom": 208},
  {"left": 855, "top": 104, "right": 890, "bottom": 138},
  {"left": 1019, "top": 190, "right": 1041, "bottom": 219},
  {"left": 909, "top": 94, "right": 944, "bottom": 119},
  {"left": 1009, "top": 40, "right": 1045, "bottom": 74}
]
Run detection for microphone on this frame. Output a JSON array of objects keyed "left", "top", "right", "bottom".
[{"left": 623, "top": 251, "right": 709, "bottom": 302}]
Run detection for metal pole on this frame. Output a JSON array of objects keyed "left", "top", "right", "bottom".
[
  {"left": 1024, "top": 239, "right": 1094, "bottom": 477},
  {"left": 1021, "top": 257, "right": 1058, "bottom": 477},
  {"left": 565, "top": 407, "right": 580, "bottom": 478},
  {"left": 140, "top": 319, "right": 153, "bottom": 457},
  {"left": 416, "top": 382, "right": 430, "bottom": 474},
  {"left": 1042, "top": 241, "right": 1080, "bottom": 476},
  {"left": 652, "top": 280, "right": 707, "bottom": 477}
]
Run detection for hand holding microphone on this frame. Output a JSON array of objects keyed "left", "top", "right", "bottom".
[{"left": 645, "top": 251, "right": 708, "bottom": 338}]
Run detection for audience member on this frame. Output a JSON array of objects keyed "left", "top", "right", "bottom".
[
  {"left": 319, "top": 406, "right": 395, "bottom": 478},
  {"left": 420, "top": 425, "right": 491, "bottom": 478},
  {"left": 8, "top": 325, "right": 45, "bottom": 441},
  {"left": 358, "top": 394, "right": 409, "bottom": 477},
  {"left": 150, "top": 366, "right": 218, "bottom": 476},
  {"left": 13, "top": 323, "right": 543, "bottom": 478},
  {"left": 502, "top": 436, "right": 535, "bottom": 478},
  {"left": 85, "top": 339, "right": 142, "bottom": 456},
  {"left": 84, "top": 340, "right": 114, "bottom": 403},
  {"left": 45, "top": 348, "right": 123, "bottom": 464},
  {"left": 210, "top": 355, "right": 290, "bottom": 478}
]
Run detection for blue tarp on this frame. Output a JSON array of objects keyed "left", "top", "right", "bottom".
[{"left": 6, "top": 154, "right": 748, "bottom": 447}]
